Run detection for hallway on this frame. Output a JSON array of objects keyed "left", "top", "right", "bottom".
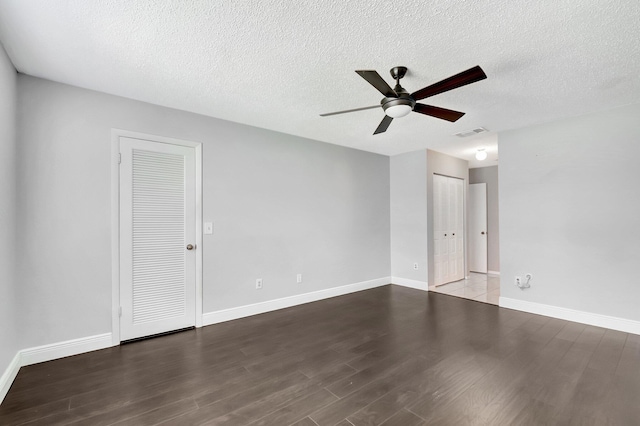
[{"left": 429, "top": 272, "right": 500, "bottom": 305}]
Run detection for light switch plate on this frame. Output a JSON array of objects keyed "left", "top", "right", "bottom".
[{"left": 204, "top": 222, "right": 213, "bottom": 234}]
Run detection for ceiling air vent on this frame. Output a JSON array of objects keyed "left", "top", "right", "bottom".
[{"left": 454, "top": 127, "right": 488, "bottom": 138}]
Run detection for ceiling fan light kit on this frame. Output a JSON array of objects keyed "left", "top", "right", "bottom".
[
  {"left": 475, "top": 148, "right": 488, "bottom": 161},
  {"left": 383, "top": 102, "right": 413, "bottom": 118},
  {"left": 321, "top": 65, "right": 487, "bottom": 135}
]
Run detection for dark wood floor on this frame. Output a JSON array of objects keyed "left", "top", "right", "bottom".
[{"left": 1, "top": 285, "right": 639, "bottom": 425}]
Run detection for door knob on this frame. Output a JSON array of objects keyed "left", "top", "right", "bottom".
[
  {"left": 481, "top": 232, "right": 485, "bottom": 235},
  {"left": 452, "top": 233, "right": 455, "bottom": 236},
  {"left": 186, "top": 244, "right": 195, "bottom": 250},
  {"left": 444, "top": 234, "right": 447, "bottom": 237}
]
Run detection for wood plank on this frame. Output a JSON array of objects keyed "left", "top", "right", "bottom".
[
  {"left": 586, "top": 328, "right": 627, "bottom": 374},
  {"left": 379, "top": 409, "right": 425, "bottom": 426},
  {"left": 309, "top": 356, "right": 430, "bottom": 426},
  {"left": 193, "top": 371, "right": 309, "bottom": 418},
  {"left": 246, "top": 389, "right": 337, "bottom": 426},
  {"left": 108, "top": 397, "right": 198, "bottom": 426},
  {"left": 291, "top": 417, "right": 321, "bottom": 426}
]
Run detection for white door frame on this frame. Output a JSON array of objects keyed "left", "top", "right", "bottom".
[{"left": 111, "top": 129, "right": 203, "bottom": 346}]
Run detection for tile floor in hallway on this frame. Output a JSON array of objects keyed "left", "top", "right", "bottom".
[{"left": 429, "top": 272, "right": 500, "bottom": 305}]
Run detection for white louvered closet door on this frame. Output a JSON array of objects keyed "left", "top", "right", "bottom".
[
  {"left": 433, "top": 174, "right": 448, "bottom": 286},
  {"left": 119, "top": 137, "right": 196, "bottom": 341},
  {"left": 433, "top": 174, "right": 465, "bottom": 286}
]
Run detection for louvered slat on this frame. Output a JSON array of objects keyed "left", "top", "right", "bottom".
[{"left": 131, "top": 149, "right": 186, "bottom": 324}]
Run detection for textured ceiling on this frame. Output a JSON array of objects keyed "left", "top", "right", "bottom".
[{"left": 1, "top": 1, "right": 639, "bottom": 160}]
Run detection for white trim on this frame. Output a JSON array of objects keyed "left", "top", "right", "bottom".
[
  {"left": 0, "top": 352, "right": 21, "bottom": 404},
  {"left": 499, "top": 297, "right": 640, "bottom": 336},
  {"left": 203, "top": 277, "right": 391, "bottom": 326},
  {"left": 20, "top": 333, "right": 114, "bottom": 366},
  {"left": 391, "top": 277, "right": 428, "bottom": 291},
  {"left": 488, "top": 270, "right": 500, "bottom": 276},
  {"left": 111, "top": 129, "right": 204, "bottom": 345},
  {"left": 0, "top": 333, "right": 113, "bottom": 404},
  {"left": 111, "top": 131, "right": 121, "bottom": 345},
  {"left": 194, "top": 143, "right": 203, "bottom": 327}
]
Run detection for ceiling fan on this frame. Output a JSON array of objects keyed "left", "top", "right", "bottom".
[{"left": 320, "top": 65, "right": 487, "bottom": 134}]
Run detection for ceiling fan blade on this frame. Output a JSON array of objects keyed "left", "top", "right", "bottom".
[
  {"left": 414, "top": 103, "right": 466, "bottom": 122},
  {"left": 373, "top": 115, "right": 393, "bottom": 134},
  {"left": 356, "top": 70, "right": 397, "bottom": 97},
  {"left": 411, "top": 66, "right": 487, "bottom": 101},
  {"left": 319, "top": 105, "right": 380, "bottom": 117}
]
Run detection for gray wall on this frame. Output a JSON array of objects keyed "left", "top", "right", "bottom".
[
  {"left": 16, "top": 75, "right": 390, "bottom": 349},
  {"left": 426, "top": 150, "right": 469, "bottom": 285},
  {"left": 469, "top": 166, "right": 500, "bottom": 273},
  {"left": 390, "top": 151, "right": 428, "bottom": 283},
  {"left": 499, "top": 102, "right": 640, "bottom": 322},
  {"left": 0, "top": 44, "right": 18, "bottom": 377}
]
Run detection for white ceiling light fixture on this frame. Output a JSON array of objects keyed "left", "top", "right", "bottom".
[
  {"left": 475, "top": 148, "right": 488, "bottom": 161},
  {"left": 383, "top": 101, "right": 413, "bottom": 118}
]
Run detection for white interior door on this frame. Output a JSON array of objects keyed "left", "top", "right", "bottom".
[
  {"left": 434, "top": 174, "right": 465, "bottom": 286},
  {"left": 469, "top": 183, "right": 488, "bottom": 273},
  {"left": 119, "top": 137, "right": 197, "bottom": 341},
  {"left": 450, "top": 177, "right": 465, "bottom": 281},
  {"left": 433, "top": 174, "right": 448, "bottom": 285}
]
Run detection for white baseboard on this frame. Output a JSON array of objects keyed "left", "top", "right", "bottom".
[
  {"left": 20, "top": 333, "right": 113, "bottom": 367},
  {"left": 391, "top": 277, "right": 428, "bottom": 291},
  {"left": 488, "top": 270, "right": 500, "bottom": 276},
  {"left": 0, "top": 333, "right": 113, "bottom": 404},
  {"left": 499, "top": 297, "right": 640, "bottom": 335},
  {"left": 203, "top": 277, "right": 391, "bottom": 326},
  {"left": 0, "top": 352, "right": 21, "bottom": 405}
]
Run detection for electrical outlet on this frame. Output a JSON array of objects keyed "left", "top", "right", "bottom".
[
  {"left": 256, "top": 278, "right": 263, "bottom": 289},
  {"left": 296, "top": 274, "right": 302, "bottom": 283},
  {"left": 413, "top": 263, "right": 419, "bottom": 270},
  {"left": 515, "top": 276, "right": 522, "bottom": 287}
]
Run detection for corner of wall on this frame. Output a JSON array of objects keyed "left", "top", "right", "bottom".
[
  {"left": 0, "top": 333, "right": 114, "bottom": 405},
  {"left": 389, "top": 151, "right": 428, "bottom": 283},
  {"left": 0, "top": 40, "right": 19, "bottom": 407},
  {"left": 0, "top": 352, "right": 20, "bottom": 405}
]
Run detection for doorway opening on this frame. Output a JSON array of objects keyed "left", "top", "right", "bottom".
[{"left": 430, "top": 165, "right": 500, "bottom": 305}]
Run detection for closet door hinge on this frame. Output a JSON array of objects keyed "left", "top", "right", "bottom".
[
  {"left": 119, "top": 306, "right": 122, "bottom": 317},
  {"left": 118, "top": 153, "right": 122, "bottom": 164}
]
